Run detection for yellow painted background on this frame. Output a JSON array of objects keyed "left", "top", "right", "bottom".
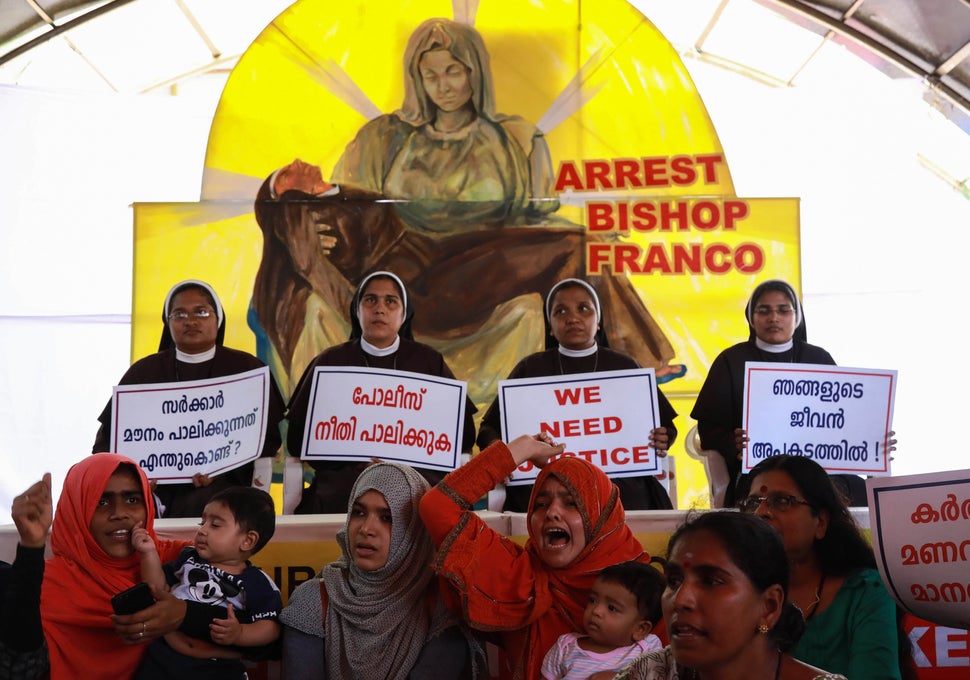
[{"left": 132, "top": 0, "right": 802, "bottom": 509}]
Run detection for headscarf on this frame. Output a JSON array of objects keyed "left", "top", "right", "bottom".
[
  {"left": 348, "top": 270, "right": 415, "bottom": 341},
  {"left": 399, "top": 18, "right": 496, "bottom": 126},
  {"left": 158, "top": 279, "right": 227, "bottom": 351},
  {"left": 543, "top": 278, "right": 609, "bottom": 350},
  {"left": 322, "top": 463, "right": 448, "bottom": 680},
  {"left": 745, "top": 278, "right": 807, "bottom": 343},
  {"left": 452, "top": 455, "right": 649, "bottom": 678},
  {"left": 41, "top": 454, "right": 184, "bottom": 678}
]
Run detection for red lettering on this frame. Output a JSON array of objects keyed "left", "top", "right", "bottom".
[
  {"left": 615, "top": 244, "right": 642, "bottom": 273},
  {"left": 632, "top": 201, "right": 656, "bottom": 230},
  {"left": 695, "top": 154, "right": 724, "bottom": 183},
  {"left": 583, "top": 418, "right": 602, "bottom": 436},
  {"left": 705, "top": 243, "right": 732, "bottom": 274},
  {"left": 735, "top": 243, "right": 764, "bottom": 273},
  {"left": 539, "top": 422, "right": 560, "bottom": 438},
  {"left": 563, "top": 420, "right": 581, "bottom": 437},
  {"left": 584, "top": 386, "right": 601, "bottom": 403},
  {"left": 587, "top": 203, "right": 614, "bottom": 231},
  {"left": 554, "top": 388, "right": 582, "bottom": 405},
  {"left": 584, "top": 160, "right": 613, "bottom": 190},
  {"left": 724, "top": 200, "right": 748, "bottom": 230},
  {"left": 642, "top": 157, "right": 668, "bottom": 186},
  {"left": 671, "top": 243, "right": 701, "bottom": 274},
  {"left": 611, "top": 447, "right": 630, "bottom": 465},
  {"left": 587, "top": 243, "right": 612, "bottom": 274},
  {"left": 692, "top": 201, "right": 720, "bottom": 230},
  {"left": 669, "top": 155, "right": 696, "bottom": 185},
  {"left": 632, "top": 445, "right": 651, "bottom": 463},
  {"left": 554, "top": 161, "right": 584, "bottom": 192},
  {"left": 604, "top": 416, "right": 622, "bottom": 433},
  {"left": 659, "top": 201, "right": 690, "bottom": 231},
  {"left": 614, "top": 158, "right": 642, "bottom": 189},
  {"left": 641, "top": 244, "right": 672, "bottom": 274}
]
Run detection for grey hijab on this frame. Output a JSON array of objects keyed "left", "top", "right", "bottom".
[{"left": 281, "top": 463, "right": 446, "bottom": 680}]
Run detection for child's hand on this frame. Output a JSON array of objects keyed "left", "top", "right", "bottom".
[
  {"left": 210, "top": 604, "right": 242, "bottom": 646},
  {"left": 130, "top": 523, "right": 156, "bottom": 555}
]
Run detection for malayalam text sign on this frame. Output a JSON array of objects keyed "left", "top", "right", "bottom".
[
  {"left": 742, "top": 363, "right": 896, "bottom": 474},
  {"left": 498, "top": 369, "right": 661, "bottom": 485},
  {"left": 301, "top": 366, "right": 466, "bottom": 471},
  {"left": 868, "top": 471, "right": 970, "bottom": 631},
  {"left": 110, "top": 367, "right": 272, "bottom": 483}
]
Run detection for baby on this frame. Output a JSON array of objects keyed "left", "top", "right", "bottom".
[
  {"left": 542, "top": 561, "right": 665, "bottom": 680},
  {"left": 132, "top": 486, "right": 282, "bottom": 679}
]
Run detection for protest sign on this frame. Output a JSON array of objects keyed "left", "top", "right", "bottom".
[
  {"left": 868, "top": 471, "right": 970, "bottom": 631},
  {"left": 498, "top": 368, "right": 661, "bottom": 485},
  {"left": 300, "top": 366, "right": 466, "bottom": 471},
  {"left": 742, "top": 363, "right": 895, "bottom": 474},
  {"left": 110, "top": 367, "right": 272, "bottom": 482}
]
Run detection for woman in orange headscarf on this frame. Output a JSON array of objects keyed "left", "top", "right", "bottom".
[
  {"left": 420, "top": 435, "right": 651, "bottom": 680},
  {"left": 40, "top": 454, "right": 222, "bottom": 679}
]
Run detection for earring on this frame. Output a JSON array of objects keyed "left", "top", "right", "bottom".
[{"left": 758, "top": 622, "right": 770, "bottom": 634}]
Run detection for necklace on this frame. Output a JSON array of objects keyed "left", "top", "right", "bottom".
[
  {"left": 558, "top": 349, "right": 598, "bottom": 375},
  {"left": 802, "top": 573, "right": 826, "bottom": 621}
]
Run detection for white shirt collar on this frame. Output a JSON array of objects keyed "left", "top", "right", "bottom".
[
  {"left": 558, "top": 342, "right": 598, "bottom": 358},
  {"left": 755, "top": 337, "right": 794, "bottom": 353},
  {"left": 175, "top": 346, "right": 216, "bottom": 363},
  {"left": 361, "top": 336, "right": 400, "bottom": 357}
]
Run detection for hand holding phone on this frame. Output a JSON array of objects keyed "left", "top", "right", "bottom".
[{"left": 110, "top": 582, "right": 155, "bottom": 615}]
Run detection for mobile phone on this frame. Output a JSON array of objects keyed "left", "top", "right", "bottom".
[{"left": 110, "top": 582, "right": 155, "bottom": 615}]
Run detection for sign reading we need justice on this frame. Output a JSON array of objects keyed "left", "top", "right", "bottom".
[{"left": 498, "top": 369, "right": 662, "bottom": 485}]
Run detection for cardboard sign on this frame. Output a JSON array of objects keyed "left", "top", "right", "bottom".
[
  {"left": 742, "top": 363, "right": 896, "bottom": 474},
  {"left": 300, "top": 366, "right": 466, "bottom": 471},
  {"left": 498, "top": 368, "right": 661, "bottom": 485},
  {"left": 868, "top": 470, "right": 970, "bottom": 631},
  {"left": 110, "top": 367, "right": 272, "bottom": 482}
]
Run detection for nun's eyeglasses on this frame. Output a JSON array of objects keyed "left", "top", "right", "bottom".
[
  {"left": 168, "top": 309, "right": 212, "bottom": 322},
  {"left": 738, "top": 493, "right": 811, "bottom": 513},
  {"left": 753, "top": 305, "right": 794, "bottom": 316}
]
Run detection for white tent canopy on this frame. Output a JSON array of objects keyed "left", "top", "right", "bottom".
[{"left": 2, "top": 0, "right": 969, "bottom": 521}]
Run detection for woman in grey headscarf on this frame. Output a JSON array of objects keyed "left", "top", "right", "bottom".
[{"left": 280, "top": 462, "right": 476, "bottom": 680}]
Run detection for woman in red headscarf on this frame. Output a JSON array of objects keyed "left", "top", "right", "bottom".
[
  {"left": 420, "top": 435, "right": 651, "bottom": 680},
  {"left": 40, "top": 454, "right": 224, "bottom": 679}
]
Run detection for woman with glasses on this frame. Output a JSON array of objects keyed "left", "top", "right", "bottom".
[
  {"left": 690, "top": 280, "right": 841, "bottom": 507},
  {"left": 736, "top": 455, "right": 914, "bottom": 680},
  {"left": 93, "top": 280, "right": 285, "bottom": 518}
]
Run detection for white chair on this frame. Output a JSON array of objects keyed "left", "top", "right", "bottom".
[
  {"left": 683, "top": 425, "right": 731, "bottom": 508},
  {"left": 654, "top": 454, "right": 677, "bottom": 509}
]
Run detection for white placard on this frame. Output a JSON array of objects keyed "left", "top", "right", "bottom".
[
  {"left": 498, "top": 368, "right": 661, "bottom": 485},
  {"left": 301, "top": 366, "right": 466, "bottom": 471},
  {"left": 109, "top": 367, "right": 272, "bottom": 483},
  {"left": 742, "top": 363, "right": 896, "bottom": 475},
  {"left": 867, "top": 471, "right": 970, "bottom": 629}
]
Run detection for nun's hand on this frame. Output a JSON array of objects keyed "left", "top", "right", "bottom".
[
  {"left": 734, "top": 428, "right": 748, "bottom": 459},
  {"left": 192, "top": 473, "right": 213, "bottom": 488},
  {"left": 649, "top": 427, "right": 669, "bottom": 456},
  {"left": 884, "top": 430, "right": 897, "bottom": 461}
]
